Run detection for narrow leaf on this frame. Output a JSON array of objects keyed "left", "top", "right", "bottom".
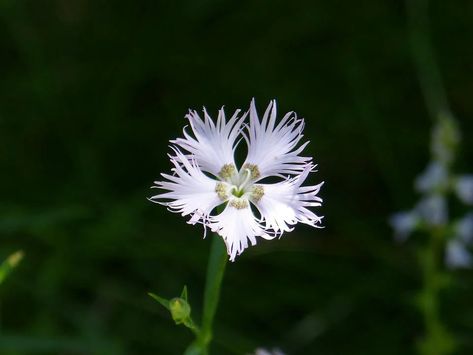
[
  {"left": 147, "top": 292, "right": 170, "bottom": 310},
  {"left": 181, "top": 285, "right": 188, "bottom": 301}
]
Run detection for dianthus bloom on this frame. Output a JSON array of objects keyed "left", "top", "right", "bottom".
[{"left": 150, "top": 99, "right": 323, "bottom": 261}]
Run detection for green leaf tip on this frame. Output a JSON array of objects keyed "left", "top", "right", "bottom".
[
  {"left": 181, "top": 285, "right": 188, "bottom": 301},
  {"left": 148, "top": 292, "right": 170, "bottom": 310}
]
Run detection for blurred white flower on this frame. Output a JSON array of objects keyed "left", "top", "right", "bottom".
[
  {"left": 150, "top": 99, "right": 323, "bottom": 261},
  {"left": 445, "top": 239, "right": 472, "bottom": 269},
  {"left": 415, "top": 195, "right": 448, "bottom": 227},
  {"left": 454, "top": 175, "right": 473, "bottom": 205},
  {"left": 389, "top": 211, "right": 420, "bottom": 242},
  {"left": 455, "top": 213, "right": 473, "bottom": 244},
  {"left": 446, "top": 214, "right": 473, "bottom": 269},
  {"left": 250, "top": 348, "right": 286, "bottom": 355},
  {"left": 415, "top": 162, "right": 448, "bottom": 193}
]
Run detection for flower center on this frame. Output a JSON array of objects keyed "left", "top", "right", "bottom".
[
  {"left": 215, "top": 164, "right": 265, "bottom": 209},
  {"left": 231, "top": 187, "right": 246, "bottom": 198}
]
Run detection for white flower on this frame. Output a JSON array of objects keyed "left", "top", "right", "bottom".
[
  {"left": 455, "top": 213, "right": 473, "bottom": 244},
  {"left": 244, "top": 100, "right": 311, "bottom": 178},
  {"left": 415, "top": 194, "right": 448, "bottom": 227},
  {"left": 454, "top": 175, "right": 473, "bottom": 205},
  {"left": 445, "top": 239, "right": 472, "bottom": 269},
  {"left": 414, "top": 161, "right": 448, "bottom": 193},
  {"left": 171, "top": 106, "right": 246, "bottom": 177},
  {"left": 150, "top": 99, "right": 323, "bottom": 261},
  {"left": 249, "top": 348, "right": 286, "bottom": 355},
  {"left": 389, "top": 210, "right": 420, "bottom": 242},
  {"left": 445, "top": 213, "right": 473, "bottom": 269}
]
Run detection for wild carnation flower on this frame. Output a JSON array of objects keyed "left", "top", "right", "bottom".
[{"left": 150, "top": 99, "right": 323, "bottom": 261}]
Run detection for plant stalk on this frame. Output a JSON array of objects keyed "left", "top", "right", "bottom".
[{"left": 185, "top": 235, "right": 228, "bottom": 355}]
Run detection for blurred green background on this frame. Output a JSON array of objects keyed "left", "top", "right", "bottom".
[{"left": 1, "top": 0, "right": 472, "bottom": 354}]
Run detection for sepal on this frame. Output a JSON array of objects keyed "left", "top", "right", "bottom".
[{"left": 148, "top": 285, "right": 199, "bottom": 333}]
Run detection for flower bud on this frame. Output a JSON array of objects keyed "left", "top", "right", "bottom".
[{"left": 169, "top": 297, "right": 191, "bottom": 324}]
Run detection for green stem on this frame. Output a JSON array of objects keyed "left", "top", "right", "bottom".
[
  {"left": 200, "top": 236, "right": 228, "bottom": 349},
  {"left": 185, "top": 235, "right": 228, "bottom": 355},
  {"left": 406, "top": 1, "right": 458, "bottom": 353},
  {"left": 418, "top": 228, "right": 454, "bottom": 355}
]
